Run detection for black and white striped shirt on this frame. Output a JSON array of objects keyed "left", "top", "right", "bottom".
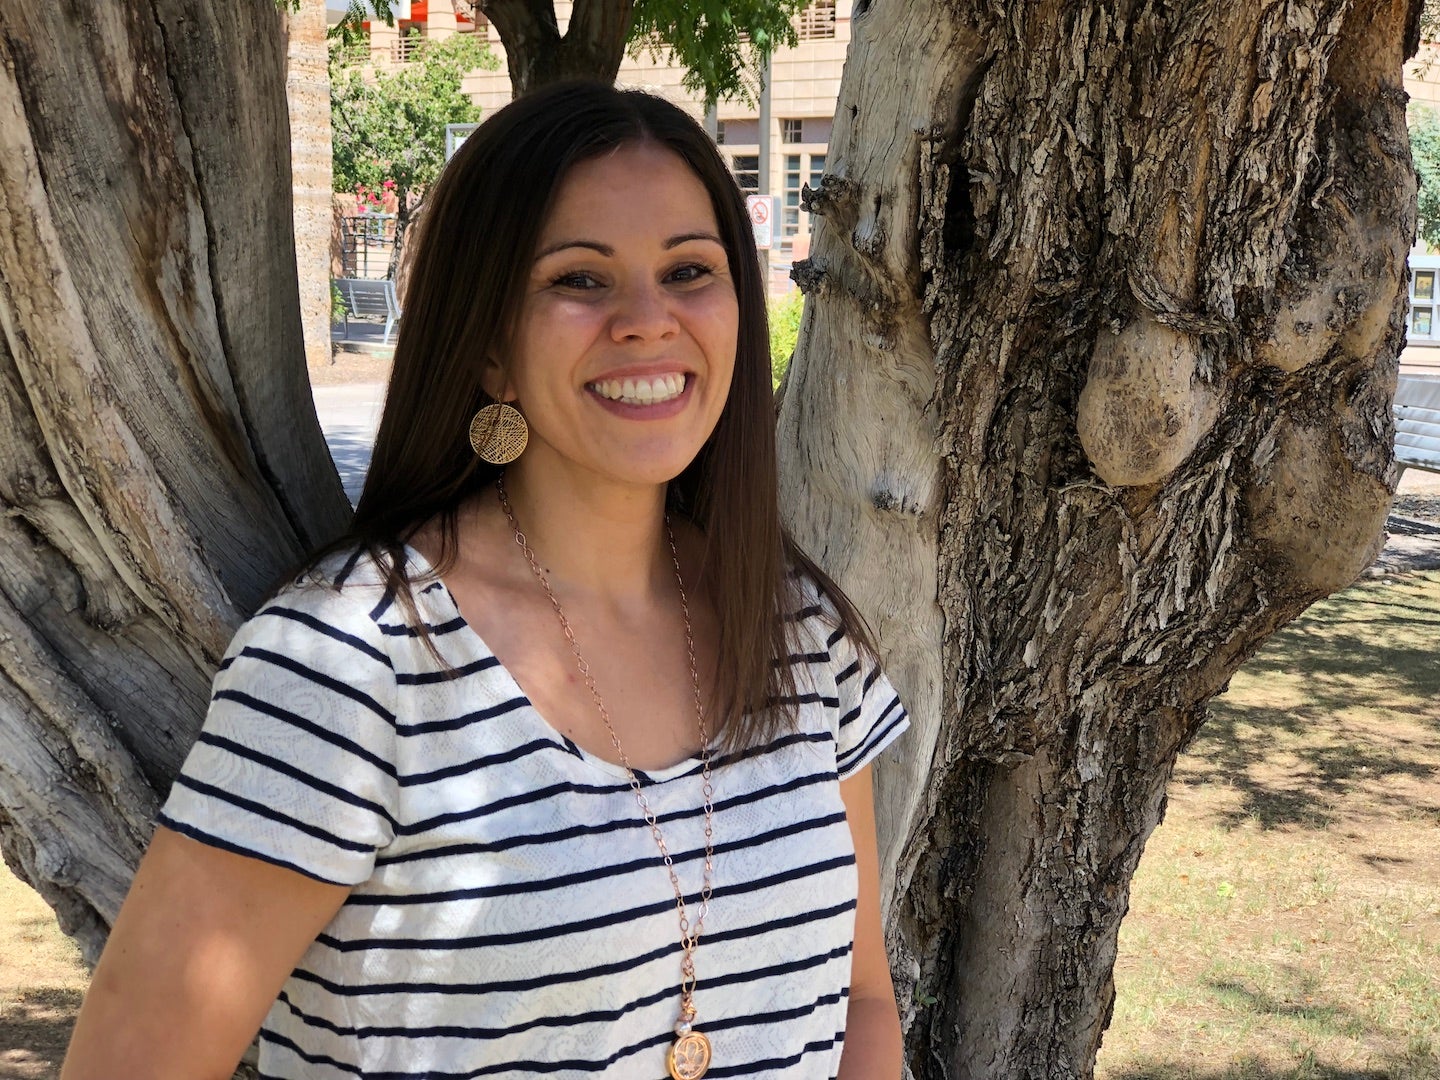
[{"left": 160, "top": 548, "right": 909, "bottom": 1079}]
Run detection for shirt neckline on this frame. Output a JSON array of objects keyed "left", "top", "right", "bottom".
[{"left": 401, "top": 543, "right": 709, "bottom": 785}]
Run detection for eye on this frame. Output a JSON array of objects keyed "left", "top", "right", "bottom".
[
  {"left": 549, "top": 270, "right": 602, "bottom": 290},
  {"left": 666, "top": 262, "right": 716, "bottom": 285}
]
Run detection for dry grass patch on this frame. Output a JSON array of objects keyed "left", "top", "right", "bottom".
[
  {"left": 1097, "top": 571, "right": 1440, "bottom": 1080},
  {"left": 308, "top": 350, "right": 393, "bottom": 387},
  {"left": 0, "top": 865, "right": 86, "bottom": 1077}
]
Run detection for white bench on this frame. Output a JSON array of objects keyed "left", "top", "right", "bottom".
[
  {"left": 1396, "top": 375, "right": 1440, "bottom": 478},
  {"left": 336, "top": 277, "right": 402, "bottom": 345}
]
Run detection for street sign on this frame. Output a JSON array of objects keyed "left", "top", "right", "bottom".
[
  {"left": 445, "top": 123, "right": 479, "bottom": 161},
  {"left": 746, "top": 194, "right": 778, "bottom": 251}
]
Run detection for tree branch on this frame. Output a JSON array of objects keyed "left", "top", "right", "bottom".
[
  {"left": 561, "top": 0, "right": 635, "bottom": 72},
  {"left": 479, "top": 0, "right": 560, "bottom": 94}
]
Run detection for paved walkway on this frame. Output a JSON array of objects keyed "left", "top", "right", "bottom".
[
  {"left": 332, "top": 321, "right": 396, "bottom": 357},
  {"left": 314, "top": 382, "right": 385, "bottom": 503}
]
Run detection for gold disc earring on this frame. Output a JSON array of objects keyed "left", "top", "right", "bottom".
[{"left": 468, "top": 402, "right": 529, "bottom": 464}]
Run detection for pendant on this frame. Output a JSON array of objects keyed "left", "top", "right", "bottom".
[{"left": 667, "top": 1030, "right": 712, "bottom": 1080}]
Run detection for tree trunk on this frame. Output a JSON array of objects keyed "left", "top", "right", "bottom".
[
  {"left": 389, "top": 188, "right": 413, "bottom": 281},
  {"left": 776, "top": 0, "right": 1418, "bottom": 1076},
  {"left": 483, "top": 0, "right": 635, "bottom": 96},
  {"left": 0, "top": 0, "right": 351, "bottom": 964}
]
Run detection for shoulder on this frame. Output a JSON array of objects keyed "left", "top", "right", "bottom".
[
  {"left": 781, "top": 567, "right": 851, "bottom": 660},
  {"left": 261, "top": 542, "right": 457, "bottom": 639},
  {"left": 230, "top": 545, "right": 419, "bottom": 671}
]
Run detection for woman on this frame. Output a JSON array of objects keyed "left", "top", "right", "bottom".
[{"left": 62, "top": 81, "right": 908, "bottom": 1079}]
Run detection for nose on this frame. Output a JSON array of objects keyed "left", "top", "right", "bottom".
[{"left": 609, "top": 277, "right": 680, "bottom": 343}]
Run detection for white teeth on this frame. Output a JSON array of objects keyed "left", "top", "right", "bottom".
[{"left": 589, "top": 374, "right": 687, "bottom": 405}]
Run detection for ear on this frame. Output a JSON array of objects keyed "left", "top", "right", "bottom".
[{"left": 480, "top": 357, "right": 513, "bottom": 402}]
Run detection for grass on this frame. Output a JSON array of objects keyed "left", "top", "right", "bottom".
[
  {"left": 1096, "top": 570, "right": 1440, "bottom": 1080},
  {"left": 0, "top": 866, "right": 87, "bottom": 1078},
  {"left": 2, "top": 571, "right": 1436, "bottom": 1078}
]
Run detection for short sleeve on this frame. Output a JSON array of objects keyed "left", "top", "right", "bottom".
[
  {"left": 801, "top": 587, "right": 909, "bottom": 781},
  {"left": 158, "top": 582, "right": 400, "bottom": 886}
]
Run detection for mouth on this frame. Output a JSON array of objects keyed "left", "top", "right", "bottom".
[{"left": 585, "top": 372, "right": 689, "bottom": 407}]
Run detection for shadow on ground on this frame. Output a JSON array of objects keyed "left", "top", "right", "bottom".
[
  {"left": 323, "top": 428, "right": 375, "bottom": 504},
  {"left": 1176, "top": 574, "right": 1440, "bottom": 830},
  {"left": 1105, "top": 1065, "right": 1424, "bottom": 1080},
  {"left": 0, "top": 988, "right": 81, "bottom": 1078}
]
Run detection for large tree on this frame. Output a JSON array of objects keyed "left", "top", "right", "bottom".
[
  {"left": 0, "top": 0, "right": 351, "bottom": 962},
  {"left": 0, "top": 2, "right": 1420, "bottom": 1079},
  {"left": 777, "top": 0, "right": 1418, "bottom": 1074}
]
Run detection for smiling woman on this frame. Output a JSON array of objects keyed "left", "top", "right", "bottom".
[
  {"left": 61, "top": 82, "right": 908, "bottom": 1080},
  {"left": 494, "top": 143, "right": 738, "bottom": 493}
]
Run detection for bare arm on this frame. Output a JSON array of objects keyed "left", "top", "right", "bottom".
[
  {"left": 836, "top": 765, "right": 903, "bottom": 1079},
  {"left": 61, "top": 826, "right": 350, "bottom": 1080}
]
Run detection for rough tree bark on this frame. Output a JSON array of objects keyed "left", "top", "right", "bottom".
[
  {"left": 481, "top": 0, "right": 635, "bottom": 95},
  {"left": 0, "top": 0, "right": 350, "bottom": 964},
  {"left": 777, "top": 0, "right": 1418, "bottom": 1076}
]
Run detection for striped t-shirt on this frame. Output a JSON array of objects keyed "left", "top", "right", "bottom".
[{"left": 159, "top": 548, "right": 909, "bottom": 1079}]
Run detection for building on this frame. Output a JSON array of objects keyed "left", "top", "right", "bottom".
[
  {"left": 1404, "top": 42, "right": 1440, "bottom": 374},
  {"left": 333, "top": 0, "right": 850, "bottom": 289},
  {"left": 327, "top": 3, "right": 1440, "bottom": 369}
]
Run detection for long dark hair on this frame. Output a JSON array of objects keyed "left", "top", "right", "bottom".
[{"left": 326, "top": 80, "right": 870, "bottom": 748}]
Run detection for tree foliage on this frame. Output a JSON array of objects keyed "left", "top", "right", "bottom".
[
  {"left": 330, "top": 31, "right": 497, "bottom": 272},
  {"left": 627, "top": 0, "right": 809, "bottom": 105},
  {"left": 330, "top": 32, "right": 495, "bottom": 204},
  {"left": 332, "top": 0, "right": 810, "bottom": 105},
  {"left": 1410, "top": 105, "right": 1440, "bottom": 250}
]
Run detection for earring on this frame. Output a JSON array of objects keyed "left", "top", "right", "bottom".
[{"left": 468, "top": 402, "right": 529, "bottom": 464}]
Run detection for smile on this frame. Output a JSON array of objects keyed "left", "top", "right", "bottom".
[{"left": 587, "top": 373, "right": 687, "bottom": 406}]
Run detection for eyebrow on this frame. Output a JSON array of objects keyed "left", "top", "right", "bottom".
[{"left": 534, "top": 232, "right": 725, "bottom": 259}]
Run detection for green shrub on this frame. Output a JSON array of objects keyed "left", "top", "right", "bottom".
[
  {"left": 1411, "top": 105, "right": 1440, "bottom": 251},
  {"left": 768, "top": 290, "right": 805, "bottom": 389}
]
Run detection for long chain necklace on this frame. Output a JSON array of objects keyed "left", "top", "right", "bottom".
[{"left": 496, "top": 476, "right": 716, "bottom": 1080}]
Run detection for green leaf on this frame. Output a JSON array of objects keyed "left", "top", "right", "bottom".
[
  {"left": 330, "top": 31, "right": 498, "bottom": 214},
  {"left": 1411, "top": 105, "right": 1440, "bottom": 251},
  {"left": 629, "top": 0, "right": 809, "bottom": 106}
]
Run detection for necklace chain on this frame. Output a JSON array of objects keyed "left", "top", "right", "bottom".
[{"left": 496, "top": 476, "right": 716, "bottom": 1055}]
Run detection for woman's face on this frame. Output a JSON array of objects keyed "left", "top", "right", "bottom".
[{"left": 494, "top": 141, "right": 740, "bottom": 494}]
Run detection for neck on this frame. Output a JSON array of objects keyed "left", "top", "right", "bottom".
[{"left": 493, "top": 459, "right": 674, "bottom": 606}]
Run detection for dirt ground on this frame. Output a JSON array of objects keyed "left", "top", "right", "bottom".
[
  {"left": 0, "top": 869, "right": 86, "bottom": 1076},
  {"left": 1097, "top": 571, "right": 1440, "bottom": 1079},
  {"left": 307, "top": 349, "right": 393, "bottom": 387}
]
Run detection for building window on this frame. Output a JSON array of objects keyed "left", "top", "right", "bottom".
[
  {"left": 795, "top": 0, "right": 837, "bottom": 40},
  {"left": 722, "top": 118, "right": 760, "bottom": 145},
  {"left": 783, "top": 152, "right": 829, "bottom": 251},
  {"left": 782, "top": 119, "right": 804, "bottom": 144},
  {"left": 715, "top": 121, "right": 726, "bottom": 145},
  {"left": 730, "top": 154, "right": 760, "bottom": 196},
  {"left": 784, "top": 155, "right": 802, "bottom": 236},
  {"left": 809, "top": 153, "right": 827, "bottom": 193},
  {"left": 1411, "top": 259, "right": 1440, "bottom": 341}
]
